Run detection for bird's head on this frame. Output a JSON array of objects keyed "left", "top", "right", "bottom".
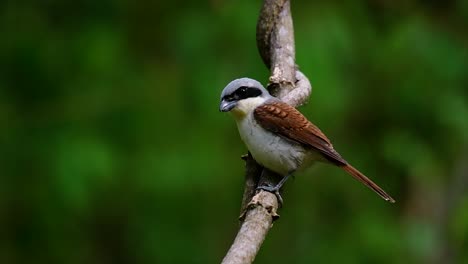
[{"left": 219, "top": 78, "right": 271, "bottom": 118}]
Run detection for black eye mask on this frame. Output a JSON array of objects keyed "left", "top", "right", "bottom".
[{"left": 224, "top": 86, "right": 262, "bottom": 101}]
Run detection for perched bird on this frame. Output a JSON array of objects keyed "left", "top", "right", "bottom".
[{"left": 220, "top": 78, "right": 395, "bottom": 204}]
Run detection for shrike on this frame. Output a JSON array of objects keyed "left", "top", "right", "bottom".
[{"left": 220, "top": 78, "right": 395, "bottom": 204}]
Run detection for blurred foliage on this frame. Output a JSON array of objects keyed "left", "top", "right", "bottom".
[{"left": 1, "top": 0, "right": 468, "bottom": 263}]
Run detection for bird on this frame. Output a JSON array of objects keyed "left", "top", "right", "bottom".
[{"left": 219, "top": 77, "right": 395, "bottom": 204}]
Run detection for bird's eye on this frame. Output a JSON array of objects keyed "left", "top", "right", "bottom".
[
  {"left": 240, "top": 87, "right": 251, "bottom": 96},
  {"left": 230, "top": 86, "right": 261, "bottom": 100}
]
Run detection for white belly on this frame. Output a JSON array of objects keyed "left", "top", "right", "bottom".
[{"left": 235, "top": 113, "right": 311, "bottom": 175}]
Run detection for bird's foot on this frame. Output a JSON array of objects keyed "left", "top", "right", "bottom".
[
  {"left": 256, "top": 184, "right": 283, "bottom": 207},
  {"left": 256, "top": 172, "right": 293, "bottom": 208}
]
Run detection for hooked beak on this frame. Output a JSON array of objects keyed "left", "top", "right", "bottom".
[{"left": 219, "top": 100, "right": 237, "bottom": 112}]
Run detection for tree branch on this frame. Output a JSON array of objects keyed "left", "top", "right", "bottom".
[
  {"left": 257, "top": 0, "right": 311, "bottom": 107},
  {"left": 222, "top": 0, "right": 312, "bottom": 263},
  {"left": 222, "top": 192, "right": 279, "bottom": 264}
]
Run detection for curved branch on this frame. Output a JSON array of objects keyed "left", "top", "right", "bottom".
[
  {"left": 257, "top": 0, "right": 311, "bottom": 107},
  {"left": 222, "top": 0, "right": 313, "bottom": 263}
]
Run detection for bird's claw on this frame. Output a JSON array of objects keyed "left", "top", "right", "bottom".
[{"left": 256, "top": 185, "right": 283, "bottom": 207}]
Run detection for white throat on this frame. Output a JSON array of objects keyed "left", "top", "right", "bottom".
[{"left": 231, "top": 97, "right": 267, "bottom": 119}]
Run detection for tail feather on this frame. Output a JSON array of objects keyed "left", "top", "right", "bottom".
[{"left": 342, "top": 164, "right": 395, "bottom": 203}]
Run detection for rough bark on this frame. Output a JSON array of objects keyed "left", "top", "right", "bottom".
[
  {"left": 222, "top": 192, "right": 279, "bottom": 264},
  {"left": 222, "top": 1, "right": 312, "bottom": 263}
]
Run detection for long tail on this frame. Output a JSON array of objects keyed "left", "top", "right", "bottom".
[{"left": 341, "top": 164, "right": 395, "bottom": 203}]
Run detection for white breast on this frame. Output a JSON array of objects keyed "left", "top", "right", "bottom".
[{"left": 235, "top": 112, "right": 311, "bottom": 175}]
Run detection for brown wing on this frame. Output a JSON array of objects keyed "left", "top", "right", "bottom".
[{"left": 254, "top": 100, "right": 347, "bottom": 165}]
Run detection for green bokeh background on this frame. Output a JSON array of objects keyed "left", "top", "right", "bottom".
[{"left": 1, "top": 1, "right": 468, "bottom": 263}]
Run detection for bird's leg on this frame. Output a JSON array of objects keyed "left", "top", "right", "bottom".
[{"left": 256, "top": 171, "right": 293, "bottom": 207}]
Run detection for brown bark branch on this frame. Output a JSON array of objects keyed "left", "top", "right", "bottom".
[
  {"left": 222, "top": 0, "right": 312, "bottom": 263},
  {"left": 257, "top": 0, "right": 311, "bottom": 107},
  {"left": 239, "top": 153, "right": 262, "bottom": 214},
  {"left": 222, "top": 192, "right": 279, "bottom": 264}
]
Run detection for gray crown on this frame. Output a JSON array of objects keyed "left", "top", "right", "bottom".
[{"left": 220, "top": 78, "right": 269, "bottom": 100}]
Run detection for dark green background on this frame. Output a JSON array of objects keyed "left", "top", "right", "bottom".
[{"left": 1, "top": 0, "right": 468, "bottom": 263}]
